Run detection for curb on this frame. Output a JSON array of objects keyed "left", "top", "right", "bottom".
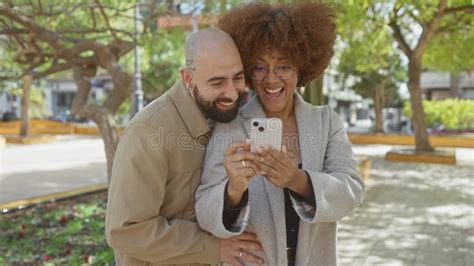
[
  {"left": 0, "top": 183, "right": 108, "bottom": 214},
  {"left": 4, "top": 134, "right": 56, "bottom": 144},
  {"left": 0, "top": 135, "right": 5, "bottom": 150},
  {"left": 349, "top": 133, "right": 474, "bottom": 148}
]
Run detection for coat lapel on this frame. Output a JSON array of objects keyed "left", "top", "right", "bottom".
[
  {"left": 294, "top": 92, "right": 320, "bottom": 173},
  {"left": 293, "top": 93, "right": 326, "bottom": 265},
  {"left": 169, "top": 80, "right": 210, "bottom": 139},
  {"left": 241, "top": 95, "right": 286, "bottom": 265}
]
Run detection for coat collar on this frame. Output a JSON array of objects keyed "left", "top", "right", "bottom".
[{"left": 169, "top": 80, "right": 210, "bottom": 139}]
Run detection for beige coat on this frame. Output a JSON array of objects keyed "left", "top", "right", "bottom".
[
  {"left": 196, "top": 94, "right": 365, "bottom": 265},
  {"left": 106, "top": 80, "right": 220, "bottom": 265}
]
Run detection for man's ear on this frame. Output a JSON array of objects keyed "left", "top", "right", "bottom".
[{"left": 180, "top": 68, "right": 193, "bottom": 89}]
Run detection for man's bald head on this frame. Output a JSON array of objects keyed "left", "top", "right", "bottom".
[
  {"left": 185, "top": 28, "right": 239, "bottom": 70},
  {"left": 179, "top": 27, "right": 245, "bottom": 123}
]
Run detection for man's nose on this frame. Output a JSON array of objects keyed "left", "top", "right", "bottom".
[{"left": 223, "top": 82, "right": 239, "bottom": 101}]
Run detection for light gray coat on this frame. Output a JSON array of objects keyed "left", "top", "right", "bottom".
[{"left": 196, "top": 94, "right": 365, "bottom": 266}]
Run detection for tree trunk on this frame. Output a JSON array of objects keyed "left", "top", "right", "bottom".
[
  {"left": 72, "top": 66, "right": 121, "bottom": 181},
  {"left": 94, "top": 111, "right": 119, "bottom": 182},
  {"left": 303, "top": 76, "right": 324, "bottom": 106},
  {"left": 373, "top": 83, "right": 385, "bottom": 134},
  {"left": 408, "top": 59, "right": 433, "bottom": 152},
  {"left": 449, "top": 72, "right": 462, "bottom": 98},
  {"left": 20, "top": 74, "right": 32, "bottom": 137}
]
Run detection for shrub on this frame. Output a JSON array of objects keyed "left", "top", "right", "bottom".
[{"left": 403, "top": 98, "right": 474, "bottom": 130}]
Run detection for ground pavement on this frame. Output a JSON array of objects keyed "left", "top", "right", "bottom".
[
  {"left": 0, "top": 135, "right": 107, "bottom": 204},
  {"left": 339, "top": 151, "right": 473, "bottom": 266},
  {"left": 0, "top": 136, "right": 473, "bottom": 265}
]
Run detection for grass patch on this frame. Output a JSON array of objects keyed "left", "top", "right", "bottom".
[{"left": 0, "top": 192, "right": 114, "bottom": 265}]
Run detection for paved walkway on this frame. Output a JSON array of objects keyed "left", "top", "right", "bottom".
[
  {"left": 0, "top": 138, "right": 473, "bottom": 265},
  {"left": 339, "top": 149, "right": 474, "bottom": 266},
  {"left": 0, "top": 135, "right": 107, "bottom": 204}
]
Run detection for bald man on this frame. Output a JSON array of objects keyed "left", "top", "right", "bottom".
[{"left": 105, "top": 28, "right": 264, "bottom": 265}]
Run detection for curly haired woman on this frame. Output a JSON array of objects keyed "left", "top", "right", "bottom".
[{"left": 196, "top": 3, "right": 364, "bottom": 265}]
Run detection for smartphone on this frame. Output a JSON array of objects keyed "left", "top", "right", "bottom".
[{"left": 250, "top": 118, "right": 283, "bottom": 153}]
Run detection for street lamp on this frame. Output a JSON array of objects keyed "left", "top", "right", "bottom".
[{"left": 131, "top": 3, "right": 144, "bottom": 118}]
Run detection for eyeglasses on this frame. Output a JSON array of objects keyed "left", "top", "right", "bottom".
[{"left": 249, "top": 63, "right": 296, "bottom": 81}]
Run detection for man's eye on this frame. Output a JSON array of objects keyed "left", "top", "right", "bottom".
[{"left": 211, "top": 82, "right": 223, "bottom": 87}]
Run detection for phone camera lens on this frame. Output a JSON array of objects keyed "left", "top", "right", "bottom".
[
  {"left": 258, "top": 127, "right": 264, "bottom": 132},
  {"left": 253, "top": 121, "right": 259, "bottom": 127}
]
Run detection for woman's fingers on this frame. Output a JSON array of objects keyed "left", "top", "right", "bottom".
[
  {"left": 255, "top": 161, "right": 272, "bottom": 175},
  {"left": 237, "top": 160, "right": 260, "bottom": 175},
  {"left": 225, "top": 140, "right": 250, "bottom": 156},
  {"left": 231, "top": 151, "right": 264, "bottom": 163}
]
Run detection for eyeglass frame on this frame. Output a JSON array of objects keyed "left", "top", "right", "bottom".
[{"left": 248, "top": 63, "right": 297, "bottom": 81}]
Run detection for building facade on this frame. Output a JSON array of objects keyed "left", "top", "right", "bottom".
[{"left": 421, "top": 71, "right": 474, "bottom": 100}]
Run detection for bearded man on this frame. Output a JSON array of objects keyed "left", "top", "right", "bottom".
[{"left": 105, "top": 28, "right": 263, "bottom": 266}]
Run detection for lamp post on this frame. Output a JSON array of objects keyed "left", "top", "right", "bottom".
[{"left": 131, "top": 3, "right": 144, "bottom": 118}]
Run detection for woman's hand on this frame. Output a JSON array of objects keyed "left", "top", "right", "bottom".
[
  {"left": 224, "top": 140, "right": 264, "bottom": 207},
  {"left": 255, "top": 145, "right": 311, "bottom": 197}
]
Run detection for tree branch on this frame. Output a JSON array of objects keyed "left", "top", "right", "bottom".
[
  {"left": 0, "top": 5, "right": 64, "bottom": 52},
  {"left": 0, "top": 27, "right": 133, "bottom": 37},
  {"left": 94, "top": 0, "right": 118, "bottom": 40},
  {"left": 0, "top": 28, "right": 28, "bottom": 34},
  {"left": 389, "top": 5, "right": 413, "bottom": 57},
  {"left": 90, "top": 7, "right": 97, "bottom": 30},
  {"left": 444, "top": 5, "right": 474, "bottom": 15},
  {"left": 389, "top": 22, "right": 412, "bottom": 57},
  {"left": 413, "top": 0, "right": 447, "bottom": 60},
  {"left": 32, "top": 61, "right": 74, "bottom": 79}
]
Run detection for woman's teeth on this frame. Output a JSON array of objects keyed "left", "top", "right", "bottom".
[
  {"left": 264, "top": 87, "right": 284, "bottom": 101},
  {"left": 264, "top": 87, "right": 284, "bottom": 94}
]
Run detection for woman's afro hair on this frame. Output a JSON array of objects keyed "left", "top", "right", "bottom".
[{"left": 218, "top": 2, "right": 337, "bottom": 87}]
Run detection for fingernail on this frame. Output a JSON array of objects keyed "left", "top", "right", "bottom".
[
  {"left": 256, "top": 147, "right": 262, "bottom": 153},
  {"left": 245, "top": 139, "right": 251, "bottom": 144},
  {"left": 259, "top": 260, "right": 264, "bottom": 264}
]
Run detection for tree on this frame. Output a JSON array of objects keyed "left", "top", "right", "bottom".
[
  {"left": 0, "top": 0, "right": 244, "bottom": 179},
  {"left": 335, "top": 2, "right": 405, "bottom": 133},
  {"left": 0, "top": 1, "right": 139, "bottom": 179},
  {"left": 423, "top": 14, "right": 474, "bottom": 98},
  {"left": 141, "top": 27, "right": 186, "bottom": 100},
  {"left": 387, "top": 0, "right": 474, "bottom": 152}
]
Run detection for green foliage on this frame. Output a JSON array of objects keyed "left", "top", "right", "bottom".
[
  {"left": 140, "top": 28, "right": 187, "bottom": 99},
  {"left": 385, "top": 0, "right": 474, "bottom": 73},
  {"left": 0, "top": 39, "right": 22, "bottom": 89},
  {"left": 116, "top": 98, "right": 131, "bottom": 125},
  {"left": 423, "top": 15, "right": 474, "bottom": 72},
  {"left": 0, "top": 193, "right": 113, "bottom": 265},
  {"left": 334, "top": 1, "right": 406, "bottom": 106},
  {"left": 9, "top": 84, "right": 51, "bottom": 119},
  {"left": 403, "top": 99, "right": 474, "bottom": 130}
]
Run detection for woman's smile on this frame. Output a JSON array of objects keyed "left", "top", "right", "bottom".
[{"left": 263, "top": 86, "right": 284, "bottom": 102}]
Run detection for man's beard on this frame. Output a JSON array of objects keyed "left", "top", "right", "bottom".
[{"left": 193, "top": 85, "right": 241, "bottom": 123}]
